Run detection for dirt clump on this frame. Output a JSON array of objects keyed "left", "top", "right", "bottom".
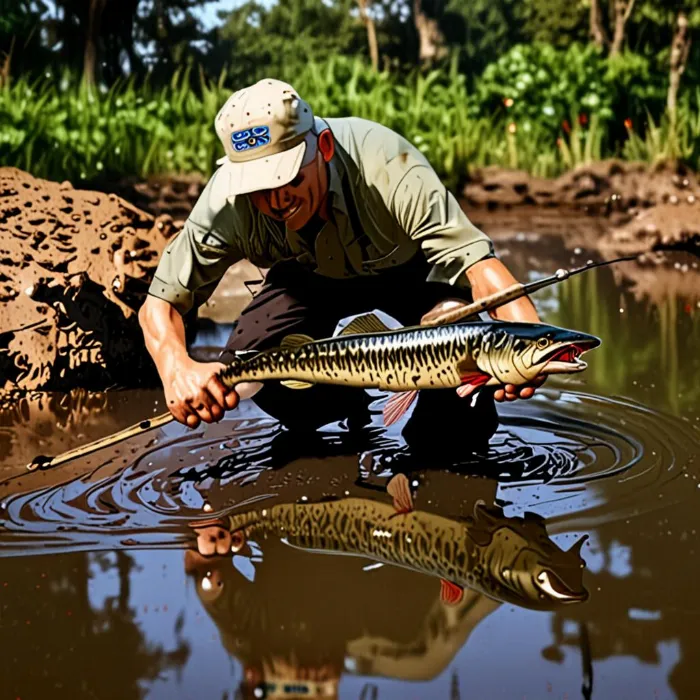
[{"left": 0, "top": 167, "right": 181, "bottom": 394}]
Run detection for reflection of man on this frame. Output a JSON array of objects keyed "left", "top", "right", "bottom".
[
  {"left": 139, "top": 79, "right": 543, "bottom": 453},
  {"left": 185, "top": 488, "right": 500, "bottom": 699}
]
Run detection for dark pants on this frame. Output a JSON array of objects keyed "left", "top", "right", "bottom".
[{"left": 219, "top": 256, "right": 499, "bottom": 455}]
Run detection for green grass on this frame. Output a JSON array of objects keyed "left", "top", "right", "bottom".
[{"left": 1, "top": 56, "right": 699, "bottom": 188}]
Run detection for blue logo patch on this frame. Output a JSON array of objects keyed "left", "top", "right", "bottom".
[{"left": 231, "top": 125, "right": 271, "bottom": 153}]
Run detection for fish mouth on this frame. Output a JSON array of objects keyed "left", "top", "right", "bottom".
[
  {"left": 535, "top": 570, "right": 588, "bottom": 603},
  {"left": 539, "top": 339, "right": 599, "bottom": 374}
]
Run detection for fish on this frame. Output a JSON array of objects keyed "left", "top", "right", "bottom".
[
  {"left": 218, "top": 312, "right": 601, "bottom": 426},
  {"left": 212, "top": 495, "right": 589, "bottom": 611}
]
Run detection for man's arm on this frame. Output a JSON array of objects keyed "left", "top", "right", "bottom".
[
  {"left": 141, "top": 166, "right": 247, "bottom": 426},
  {"left": 421, "top": 257, "right": 540, "bottom": 325},
  {"left": 373, "top": 125, "right": 543, "bottom": 401},
  {"left": 139, "top": 296, "right": 238, "bottom": 428}
]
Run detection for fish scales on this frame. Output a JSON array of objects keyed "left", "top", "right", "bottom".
[
  {"left": 232, "top": 325, "right": 477, "bottom": 391},
  {"left": 228, "top": 500, "right": 469, "bottom": 582}
]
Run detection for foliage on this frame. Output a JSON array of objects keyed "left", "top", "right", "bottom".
[
  {"left": 521, "top": 0, "right": 589, "bottom": 47},
  {"left": 5, "top": 54, "right": 700, "bottom": 189},
  {"left": 476, "top": 43, "right": 616, "bottom": 131}
]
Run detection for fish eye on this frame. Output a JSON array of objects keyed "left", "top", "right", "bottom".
[{"left": 537, "top": 337, "right": 550, "bottom": 350}]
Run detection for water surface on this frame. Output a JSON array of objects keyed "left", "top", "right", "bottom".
[{"left": 1, "top": 236, "right": 699, "bottom": 699}]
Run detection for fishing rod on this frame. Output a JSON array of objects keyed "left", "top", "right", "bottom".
[{"left": 25, "top": 254, "right": 637, "bottom": 472}]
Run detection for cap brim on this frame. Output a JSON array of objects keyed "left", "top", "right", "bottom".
[{"left": 216, "top": 140, "right": 307, "bottom": 195}]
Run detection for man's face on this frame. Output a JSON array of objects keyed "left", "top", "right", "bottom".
[{"left": 249, "top": 133, "right": 330, "bottom": 231}]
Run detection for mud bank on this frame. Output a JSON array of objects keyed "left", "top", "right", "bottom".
[
  {"left": 0, "top": 167, "right": 180, "bottom": 394},
  {"left": 463, "top": 159, "right": 700, "bottom": 257}
]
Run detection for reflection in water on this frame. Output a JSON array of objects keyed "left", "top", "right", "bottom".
[
  {"left": 184, "top": 475, "right": 587, "bottom": 699},
  {"left": 192, "top": 489, "right": 588, "bottom": 611},
  {"left": 0, "top": 551, "right": 189, "bottom": 699}
]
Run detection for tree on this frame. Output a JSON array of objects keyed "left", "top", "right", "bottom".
[
  {"left": 0, "top": 0, "right": 49, "bottom": 84},
  {"left": 610, "top": 0, "right": 637, "bottom": 55},
  {"left": 357, "top": 0, "right": 380, "bottom": 71}
]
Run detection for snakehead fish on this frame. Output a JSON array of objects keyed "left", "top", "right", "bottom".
[
  {"left": 219, "top": 497, "right": 588, "bottom": 611},
  {"left": 218, "top": 312, "right": 601, "bottom": 425}
]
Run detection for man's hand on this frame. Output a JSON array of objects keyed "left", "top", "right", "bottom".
[
  {"left": 164, "top": 359, "right": 239, "bottom": 428},
  {"left": 493, "top": 376, "right": 545, "bottom": 402}
]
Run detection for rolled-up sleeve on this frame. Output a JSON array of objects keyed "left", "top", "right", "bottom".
[
  {"left": 148, "top": 165, "right": 244, "bottom": 315},
  {"left": 390, "top": 163, "right": 494, "bottom": 287}
]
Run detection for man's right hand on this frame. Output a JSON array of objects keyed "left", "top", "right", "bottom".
[{"left": 164, "top": 359, "right": 239, "bottom": 428}]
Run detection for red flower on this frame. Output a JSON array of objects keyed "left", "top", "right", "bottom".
[
  {"left": 624, "top": 118, "right": 633, "bottom": 130},
  {"left": 578, "top": 113, "right": 588, "bottom": 126},
  {"left": 562, "top": 120, "right": 571, "bottom": 134}
]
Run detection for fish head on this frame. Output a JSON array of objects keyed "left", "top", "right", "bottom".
[
  {"left": 468, "top": 505, "right": 589, "bottom": 610},
  {"left": 479, "top": 323, "right": 601, "bottom": 385}
]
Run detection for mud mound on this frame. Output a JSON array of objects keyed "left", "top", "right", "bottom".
[
  {"left": 464, "top": 159, "right": 700, "bottom": 214},
  {"left": 0, "top": 168, "right": 181, "bottom": 394}
]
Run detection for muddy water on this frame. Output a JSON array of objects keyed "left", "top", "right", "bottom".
[{"left": 1, "top": 237, "right": 699, "bottom": 700}]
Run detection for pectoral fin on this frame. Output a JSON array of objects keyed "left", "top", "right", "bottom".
[
  {"left": 340, "top": 313, "right": 392, "bottom": 336},
  {"left": 440, "top": 579, "right": 464, "bottom": 605},
  {"left": 383, "top": 390, "right": 419, "bottom": 426},
  {"left": 456, "top": 371, "right": 491, "bottom": 398}
]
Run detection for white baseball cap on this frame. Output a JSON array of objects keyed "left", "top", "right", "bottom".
[{"left": 214, "top": 79, "right": 321, "bottom": 195}]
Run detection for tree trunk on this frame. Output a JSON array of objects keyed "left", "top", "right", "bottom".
[
  {"left": 357, "top": 0, "right": 380, "bottom": 71},
  {"left": 413, "top": 0, "right": 448, "bottom": 67},
  {"left": 589, "top": 0, "right": 609, "bottom": 50},
  {"left": 0, "top": 36, "right": 14, "bottom": 87},
  {"left": 668, "top": 10, "right": 691, "bottom": 121},
  {"left": 83, "top": 0, "right": 106, "bottom": 87},
  {"left": 610, "top": 0, "right": 636, "bottom": 57}
]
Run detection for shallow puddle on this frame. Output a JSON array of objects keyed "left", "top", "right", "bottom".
[{"left": 1, "top": 238, "right": 699, "bottom": 699}]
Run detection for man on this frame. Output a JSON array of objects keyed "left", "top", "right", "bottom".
[{"left": 139, "top": 79, "right": 544, "bottom": 455}]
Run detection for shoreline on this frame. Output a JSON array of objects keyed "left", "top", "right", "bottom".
[{"left": 1, "top": 164, "right": 698, "bottom": 397}]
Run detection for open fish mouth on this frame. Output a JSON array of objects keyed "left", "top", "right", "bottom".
[
  {"left": 540, "top": 339, "right": 599, "bottom": 374},
  {"left": 535, "top": 570, "right": 588, "bottom": 603}
]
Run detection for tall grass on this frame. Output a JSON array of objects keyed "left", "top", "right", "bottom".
[{"left": 1, "top": 56, "right": 699, "bottom": 187}]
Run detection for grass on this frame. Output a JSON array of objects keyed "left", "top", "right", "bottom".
[{"left": 1, "top": 56, "right": 699, "bottom": 188}]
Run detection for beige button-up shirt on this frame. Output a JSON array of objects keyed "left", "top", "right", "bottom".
[{"left": 148, "top": 116, "right": 494, "bottom": 316}]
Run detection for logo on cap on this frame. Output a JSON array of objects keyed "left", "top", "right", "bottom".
[{"left": 231, "top": 125, "right": 271, "bottom": 153}]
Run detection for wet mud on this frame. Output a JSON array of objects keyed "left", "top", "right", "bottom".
[{"left": 1, "top": 235, "right": 699, "bottom": 698}]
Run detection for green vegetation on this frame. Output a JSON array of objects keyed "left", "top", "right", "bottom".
[{"left": 2, "top": 0, "right": 700, "bottom": 185}]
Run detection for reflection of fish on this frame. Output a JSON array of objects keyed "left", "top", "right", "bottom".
[
  {"left": 218, "top": 312, "right": 601, "bottom": 425},
  {"left": 221, "top": 497, "right": 589, "bottom": 611}
]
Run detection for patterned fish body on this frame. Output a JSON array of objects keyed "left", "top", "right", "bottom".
[
  {"left": 218, "top": 315, "right": 600, "bottom": 394},
  {"left": 225, "top": 498, "right": 588, "bottom": 610}
]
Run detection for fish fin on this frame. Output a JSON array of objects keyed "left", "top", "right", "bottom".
[
  {"left": 340, "top": 312, "right": 392, "bottom": 336},
  {"left": 440, "top": 579, "right": 464, "bottom": 606},
  {"left": 383, "top": 390, "right": 419, "bottom": 426},
  {"left": 387, "top": 473, "right": 414, "bottom": 515},
  {"left": 456, "top": 371, "right": 491, "bottom": 398},
  {"left": 280, "top": 380, "right": 315, "bottom": 390},
  {"left": 280, "top": 333, "right": 314, "bottom": 348}
]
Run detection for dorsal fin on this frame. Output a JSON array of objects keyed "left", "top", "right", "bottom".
[
  {"left": 281, "top": 333, "right": 314, "bottom": 348},
  {"left": 339, "top": 313, "right": 392, "bottom": 337}
]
